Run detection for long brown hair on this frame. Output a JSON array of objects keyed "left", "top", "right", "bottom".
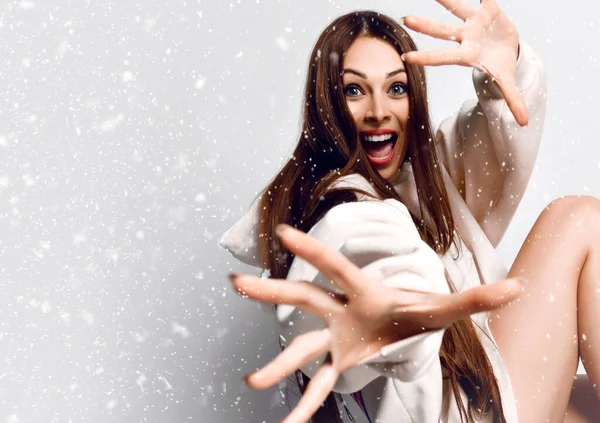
[{"left": 256, "top": 10, "right": 506, "bottom": 423}]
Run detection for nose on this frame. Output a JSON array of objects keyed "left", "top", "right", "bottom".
[{"left": 365, "top": 94, "right": 391, "bottom": 123}]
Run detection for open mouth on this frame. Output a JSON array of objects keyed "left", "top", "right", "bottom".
[{"left": 360, "top": 132, "right": 399, "bottom": 165}]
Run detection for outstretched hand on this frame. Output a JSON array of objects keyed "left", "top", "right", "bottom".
[
  {"left": 230, "top": 223, "right": 525, "bottom": 423},
  {"left": 401, "top": 0, "right": 528, "bottom": 126}
]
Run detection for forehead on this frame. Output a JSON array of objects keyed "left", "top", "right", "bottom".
[{"left": 343, "top": 36, "right": 404, "bottom": 73}]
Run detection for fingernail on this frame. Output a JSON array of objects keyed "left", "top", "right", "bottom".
[
  {"left": 275, "top": 224, "right": 290, "bottom": 238},
  {"left": 400, "top": 53, "right": 406, "bottom": 62},
  {"left": 516, "top": 277, "right": 528, "bottom": 289},
  {"left": 244, "top": 372, "right": 261, "bottom": 385},
  {"left": 229, "top": 273, "right": 244, "bottom": 293},
  {"left": 399, "top": 16, "right": 406, "bottom": 26}
]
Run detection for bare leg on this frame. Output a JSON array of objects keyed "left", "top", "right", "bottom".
[
  {"left": 564, "top": 374, "right": 600, "bottom": 423},
  {"left": 488, "top": 196, "right": 600, "bottom": 422}
]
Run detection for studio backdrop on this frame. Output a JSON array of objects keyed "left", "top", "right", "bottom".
[{"left": 1, "top": 0, "right": 598, "bottom": 421}]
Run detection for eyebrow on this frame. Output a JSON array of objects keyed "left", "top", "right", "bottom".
[{"left": 341, "top": 68, "right": 406, "bottom": 79}]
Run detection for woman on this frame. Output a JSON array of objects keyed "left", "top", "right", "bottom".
[{"left": 221, "top": 1, "right": 600, "bottom": 422}]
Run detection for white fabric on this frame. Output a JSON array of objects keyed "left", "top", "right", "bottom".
[{"left": 219, "top": 41, "right": 546, "bottom": 423}]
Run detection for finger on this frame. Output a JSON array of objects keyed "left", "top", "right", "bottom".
[
  {"left": 276, "top": 224, "right": 371, "bottom": 295},
  {"left": 245, "top": 328, "right": 330, "bottom": 390},
  {"left": 459, "top": 277, "right": 526, "bottom": 312},
  {"left": 402, "top": 47, "right": 468, "bottom": 67},
  {"left": 402, "top": 15, "right": 463, "bottom": 43},
  {"left": 230, "top": 274, "right": 345, "bottom": 316},
  {"left": 475, "top": 57, "right": 529, "bottom": 127},
  {"left": 282, "top": 363, "right": 339, "bottom": 423},
  {"left": 435, "top": 0, "right": 475, "bottom": 21},
  {"left": 406, "top": 277, "right": 526, "bottom": 328},
  {"left": 493, "top": 75, "right": 529, "bottom": 127}
]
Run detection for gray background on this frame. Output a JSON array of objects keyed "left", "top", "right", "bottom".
[{"left": 1, "top": 0, "right": 598, "bottom": 422}]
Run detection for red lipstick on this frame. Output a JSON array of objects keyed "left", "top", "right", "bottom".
[
  {"left": 360, "top": 129, "right": 397, "bottom": 135},
  {"left": 359, "top": 130, "right": 399, "bottom": 165}
]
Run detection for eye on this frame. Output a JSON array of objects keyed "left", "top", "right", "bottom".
[
  {"left": 389, "top": 82, "right": 408, "bottom": 96},
  {"left": 344, "top": 84, "right": 363, "bottom": 98}
]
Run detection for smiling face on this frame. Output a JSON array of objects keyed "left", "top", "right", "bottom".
[{"left": 342, "top": 36, "right": 410, "bottom": 181}]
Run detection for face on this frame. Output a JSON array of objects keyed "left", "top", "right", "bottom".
[{"left": 342, "top": 36, "right": 410, "bottom": 181}]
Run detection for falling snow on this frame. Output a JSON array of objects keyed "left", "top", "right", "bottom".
[
  {"left": 1, "top": 0, "right": 596, "bottom": 422},
  {"left": 195, "top": 76, "right": 207, "bottom": 90},
  {"left": 274, "top": 37, "right": 289, "bottom": 51}
]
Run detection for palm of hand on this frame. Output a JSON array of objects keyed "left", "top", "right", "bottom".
[
  {"left": 231, "top": 224, "right": 524, "bottom": 423},
  {"left": 462, "top": 2, "right": 519, "bottom": 80},
  {"left": 402, "top": 0, "right": 527, "bottom": 126},
  {"left": 323, "top": 285, "right": 437, "bottom": 373}
]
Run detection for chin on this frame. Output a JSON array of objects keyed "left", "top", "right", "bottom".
[
  {"left": 370, "top": 145, "right": 406, "bottom": 182},
  {"left": 376, "top": 166, "right": 395, "bottom": 181},
  {"left": 376, "top": 158, "right": 403, "bottom": 181}
]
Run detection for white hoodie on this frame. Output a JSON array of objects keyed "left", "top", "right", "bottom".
[{"left": 219, "top": 41, "right": 546, "bottom": 423}]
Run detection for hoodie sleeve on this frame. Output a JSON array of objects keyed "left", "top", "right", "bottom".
[
  {"left": 436, "top": 41, "right": 547, "bottom": 247},
  {"left": 277, "top": 197, "right": 450, "bottom": 394}
]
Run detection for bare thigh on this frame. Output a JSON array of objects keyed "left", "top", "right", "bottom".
[
  {"left": 488, "top": 196, "right": 600, "bottom": 422},
  {"left": 564, "top": 374, "right": 600, "bottom": 423}
]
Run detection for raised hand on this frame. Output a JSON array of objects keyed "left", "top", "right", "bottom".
[
  {"left": 230, "top": 223, "right": 525, "bottom": 423},
  {"left": 401, "top": 0, "right": 528, "bottom": 126}
]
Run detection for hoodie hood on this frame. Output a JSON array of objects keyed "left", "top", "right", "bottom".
[{"left": 218, "top": 165, "right": 415, "bottom": 268}]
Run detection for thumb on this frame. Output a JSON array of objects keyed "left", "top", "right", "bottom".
[
  {"left": 478, "top": 62, "right": 529, "bottom": 127},
  {"left": 495, "top": 76, "right": 529, "bottom": 126},
  {"left": 422, "top": 277, "right": 527, "bottom": 328}
]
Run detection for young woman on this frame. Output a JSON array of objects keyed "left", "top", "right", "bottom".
[{"left": 221, "top": 1, "right": 600, "bottom": 422}]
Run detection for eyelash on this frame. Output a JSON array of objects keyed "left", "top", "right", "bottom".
[{"left": 343, "top": 82, "right": 408, "bottom": 98}]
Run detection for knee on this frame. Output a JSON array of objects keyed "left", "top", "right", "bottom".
[{"left": 543, "top": 195, "right": 600, "bottom": 225}]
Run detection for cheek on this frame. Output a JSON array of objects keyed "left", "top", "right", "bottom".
[
  {"left": 395, "top": 102, "right": 410, "bottom": 123},
  {"left": 395, "top": 103, "right": 410, "bottom": 134},
  {"left": 346, "top": 101, "right": 362, "bottom": 122}
]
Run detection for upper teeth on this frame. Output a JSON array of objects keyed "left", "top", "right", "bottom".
[{"left": 363, "top": 133, "right": 394, "bottom": 142}]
